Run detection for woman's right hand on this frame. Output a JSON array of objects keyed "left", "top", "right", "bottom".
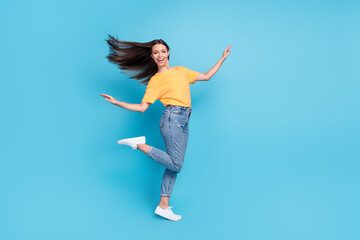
[{"left": 100, "top": 93, "right": 118, "bottom": 105}]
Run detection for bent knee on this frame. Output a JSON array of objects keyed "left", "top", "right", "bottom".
[
  {"left": 174, "top": 162, "right": 183, "bottom": 173},
  {"left": 168, "top": 156, "right": 183, "bottom": 172}
]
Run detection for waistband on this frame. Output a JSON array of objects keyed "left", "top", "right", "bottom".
[{"left": 165, "top": 104, "right": 192, "bottom": 113}]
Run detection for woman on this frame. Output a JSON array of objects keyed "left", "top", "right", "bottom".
[{"left": 100, "top": 35, "right": 231, "bottom": 221}]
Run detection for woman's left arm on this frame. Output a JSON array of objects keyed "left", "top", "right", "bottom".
[{"left": 196, "top": 45, "right": 232, "bottom": 81}]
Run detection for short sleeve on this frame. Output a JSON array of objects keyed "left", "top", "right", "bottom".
[
  {"left": 141, "top": 79, "right": 160, "bottom": 104},
  {"left": 180, "top": 66, "right": 199, "bottom": 84}
]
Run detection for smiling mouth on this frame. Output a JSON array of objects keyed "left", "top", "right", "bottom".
[{"left": 157, "top": 59, "right": 164, "bottom": 63}]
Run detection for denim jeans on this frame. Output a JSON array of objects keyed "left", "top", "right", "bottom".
[{"left": 147, "top": 105, "right": 192, "bottom": 197}]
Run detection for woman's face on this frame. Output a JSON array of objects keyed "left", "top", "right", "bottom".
[{"left": 151, "top": 44, "right": 170, "bottom": 67}]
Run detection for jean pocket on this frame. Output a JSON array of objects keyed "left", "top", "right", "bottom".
[
  {"left": 171, "top": 109, "right": 182, "bottom": 114},
  {"left": 170, "top": 115, "right": 187, "bottom": 129}
]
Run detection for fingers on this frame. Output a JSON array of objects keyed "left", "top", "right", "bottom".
[
  {"left": 223, "top": 46, "right": 231, "bottom": 58},
  {"left": 223, "top": 45, "right": 232, "bottom": 58},
  {"left": 101, "top": 93, "right": 116, "bottom": 105},
  {"left": 100, "top": 93, "right": 112, "bottom": 99}
]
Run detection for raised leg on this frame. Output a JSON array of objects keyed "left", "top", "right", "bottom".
[{"left": 137, "top": 143, "right": 150, "bottom": 154}]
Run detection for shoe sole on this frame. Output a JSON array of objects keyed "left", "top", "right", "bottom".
[
  {"left": 154, "top": 210, "right": 182, "bottom": 221},
  {"left": 117, "top": 137, "right": 145, "bottom": 149},
  {"left": 117, "top": 137, "right": 145, "bottom": 145}
]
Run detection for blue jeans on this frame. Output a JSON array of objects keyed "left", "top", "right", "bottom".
[{"left": 147, "top": 105, "right": 192, "bottom": 197}]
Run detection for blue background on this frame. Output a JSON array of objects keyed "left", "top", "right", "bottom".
[{"left": 1, "top": 0, "right": 359, "bottom": 239}]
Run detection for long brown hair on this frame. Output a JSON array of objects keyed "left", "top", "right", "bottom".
[{"left": 106, "top": 34, "right": 170, "bottom": 85}]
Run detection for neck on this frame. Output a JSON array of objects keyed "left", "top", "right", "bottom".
[{"left": 157, "top": 63, "right": 170, "bottom": 73}]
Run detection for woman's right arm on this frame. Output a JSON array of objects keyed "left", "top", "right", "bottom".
[{"left": 100, "top": 94, "right": 150, "bottom": 113}]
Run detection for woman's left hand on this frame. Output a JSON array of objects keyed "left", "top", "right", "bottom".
[{"left": 222, "top": 45, "right": 232, "bottom": 60}]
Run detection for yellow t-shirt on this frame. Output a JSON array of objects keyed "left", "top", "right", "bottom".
[{"left": 141, "top": 66, "right": 199, "bottom": 108}]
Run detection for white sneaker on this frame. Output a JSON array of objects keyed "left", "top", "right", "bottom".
[
  {"left": 154, "top": 206, "right": 182, "bottom": 221},
  {"left": 117, "top": 136, "right": 145, "bottom": 149}
]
